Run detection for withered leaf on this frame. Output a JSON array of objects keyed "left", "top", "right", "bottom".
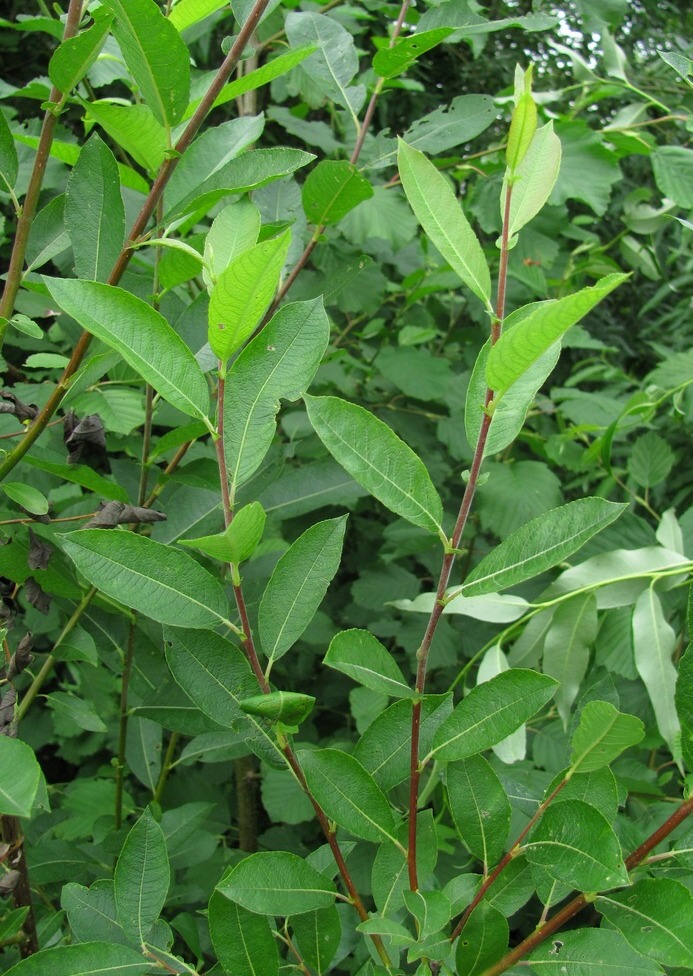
[
  {"left": 0, "top": 390, "right": 38, "bottom": 423},
  {"left": 0, "top": 870, "right": 21, "bottom": 896},
  {"left": 7, "top": 633, "right": 34, "bottom": 681},
  {"left": 0, "top": 686, "right": 16, "bottom": 734},
  {"left": 84, "top": 502, "right": 167, "bottom": 529},
  {"left": 27, "top": 528, "right": 54, "bottom": 570},
  {"left": 63, "top": 410, "right": 110, "bottom": 472},
  {"left": 24, "top": 577, "right": 51, "bottom": 615}
]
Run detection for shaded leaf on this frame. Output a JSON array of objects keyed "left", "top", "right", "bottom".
[
  {"left": 48, "top": 8, "right": 113, "bottom": 93},
  {"left": 596, "top": 878, "right": 693, "bottom": 967},
  {"left": 0, "top": 737, "right": 43, "bottom": 818},
  {"left": 633, "top": 587, "right": 680, "bottom": 763},
  {"left": 324, "top": 629, "right": 414, "bottom": 698},
  {"left": 2, "top": 943, "right": 151, "bottom": 976},
  {"left": 569, "top": 701, "right": 645, "bottom": 774},
  {"left": 529, "top": 927, "right": 665, "bottom": 975},
  {"left": 302, "top": 160, "right": 373, "bottom": 225},
  {"left": 114, "top": 808, "right": 170, "bottom": 944},
  {"left": 456, "top": 901, "right": 508, "bottom": 976},
  {"left": 447, "top": 755, "right": 511, "bottom": 866},
  {"left": 217, "top": 851, "right": 336, "bottom": 915},
  {"left": 208, "top": 893, "right": 279, "bottom": 976}
]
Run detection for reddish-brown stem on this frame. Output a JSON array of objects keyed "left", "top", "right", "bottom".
[
  {"left": 408, "top": 184, "right": 514, "bottom": 890},
  {"left": 0, "top": 0, "right": 274, "bottom": 484},
  {"left": 0, "top": 0, "right": 83, "bottom": 352},
  {"left": 479, "top": 792, "right": 693, "bottom": 976}
]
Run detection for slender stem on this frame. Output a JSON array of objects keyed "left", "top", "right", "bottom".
[
  {"left": 153, "top": 731, "right": 179, "bottom": 804},
  {"left": 115, "top": 621, "right": 136, "bottom": 830},
  {"left": 479, "top": 793, "right": 693, "bottom": 976},
  {"left": 0, "top": 0, "right": 274, "bottom": 484},
  {"left": 408, "top": 184, "right": 514, "bottom": 890},
  {"left": 235, "top": 754, "right": 259, "bottom": 852},
  {"left": 0, "top": 0, "right": 83, "bottom": 351}
]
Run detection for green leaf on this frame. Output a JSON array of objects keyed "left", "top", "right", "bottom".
[
  {"left": 300, "top": 748, "right": 399, "bottom": 845},
  {"left": 209, "top": 893, "right": 279, "bottom": 976},
  {"left": 163, "top": 148, "right": 315, "bottom": 224},
  {"left": 114, "top": 808, "right": 169, "bottom": 944},
  {"left": 633, "top": 586, "right": 681, "bottom": 762},
  {"left": 403, "top": 889, "right": 451, "bottom": 942},
  {"left": 224, "top": 298, "right": 330, "bottom": 497},
  {"left": 61, "top": 530, "right": 229, "bottom": 628},
  {"left": 398, "top": 138, "right": 491, "bottom": 309},
  {"left": 596, "top": 878, "right": 693, "bottom": 967},
  {"left": 44, "top": 278, "right": 210, "bottom": 422},
  {"left": 324, "top": 629, "right": 414, "bottom": 699},
  {"left": 676, "top": 639, "right": 693, "bottom": 772},
  {"left": 83, "top": 101, "right": 167, "bottom": 173},
  {"left": 1, "top": 482, "right": 49, "bottom": 515},
  {"left": 529, "top": 927, "right": 665, "bottom": 975},
  {"left": 525, "top": 799, "right": 629, "bottom": 890},
  {"left": 258, "top": 516, "right": 347, "bottom": 663},
  {"left": 48, "top": 8, "right": 112, "bottom": 93},
  {"left": 569, "top": 701, "right": 645, "bottom": 774},
  {"left": 399, "top": 591, "right": 529, "bottom": 623},
  {"left": 169, "top": 0, "right": 229, "bottom": 31},
  {"left": 0, "top": 738, "right": 43, "bottom": 818},
  {"left": 203, "top": 200, "right": 261, "bottom": 289},
  {"left": 302, "top": 160, "right": 373, "bottom": 226},
  {"left": 240, "top": 691, "right": 315, "bottom": 726},
  {"left": 372, "top": 810, "right": 437, "bottom": 916},
  {"left": 487, "top": 274, "right": 628, "bottom": 399},
  {"left": 217, "top": 851, "right": 337, "bottom": 915},
  {"left": 543, "top": 594, "right": 599, "bottom": 727},
  {"left": 550, "top": 121, "right": 621, "bottom": 216},
  {"left": 506, "top": 92, "right": 537, "bottom": 172},
  {"left": 447, "top": 755, "right": 511, "bottom": 866},
  {"left": 291, "top": 905, "right": 341, "bottom": 975},
  {"left": 285, "top": 11, "right": 365, "bottom": 119},
  {"left": 651, "top": 146, "right": 693, "bottom": 208},
  {"left": 627, "top": 431, "right": 675, "bottom": 488},
  {"left": 208, "top": 230, "right": 291, "bottom": 361},
  {"left": 24, "top": 456, "right": 128, "bottom": 503},
  {"left": 101, "top": 0, "right": 190, "bottom": 126},
  {"left": 502, "top": 121, "right": 562, "bottom": 239},
  {"left": 456, "top": 901, "right": 509, "bottom": 976},
  {"left": 373, "top": 28, "right": 454, "bottom": 79},
  {"left": 459, "top": 498, "right": 627, "bottom": 597},
  {"left": 47, "top": 692, "right": 108, "bottom": 733},
  {"left": 65, "top": 133, "right": 125, "bottom": 283},
  {"left": 180, "top": 502, "right": 266, "bottom": 564},
  {"left": 2, "top": 943, "right": 151, "bottom": 976},
  {"left": 430, "top": 669, "right": 558, "bottom": 761},
  {"left": 304, "top": 395, "right": 444, "bottom": 535},
  {"left": 0, "top": 108, "right": 18, "bottom": 193}
]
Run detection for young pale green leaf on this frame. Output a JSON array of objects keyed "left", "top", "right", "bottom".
[
  {"left": 0, "top": 109, "right": 18, "bottom": 193},
  {"left": 569, "top": 701, "right": 644, "bottom": 775},
  {"left": 447, "top": 755, "right": 511, "bottom": 867},
  {"left": 300, "top": 748, "right": 399, "bottom": 845},
  {"left": 292, "top": 905, "right": 341, "bottom": 975},
  {"left": 208, "top": 893, "right": 279, "bottom": 976},
  {"left": 48, "top": 8, "right": 112, "bottom": 93},
  {"left": 65, "top": 134, "right": 125, "bottom": 283},
  {"left": 224, "top": 298, "right": 330, "bottom": 497},
  {"left": 373, "top": 29, "right": 454, "bottom": 79},
  {"left": 324, "top": 629, "right": 414, "bottom": 699},
  {"left": 501, "top": 122, "right": 562, "bottom": 240},
  {"left": 208, "top": 231, "right": 291, "bottom": 362},
  {"left": 487, "top": 274, "right": 628, "bottom": 398},
  {"left": 455, "top": 901, "right": 509, "bottom": 976},
  {"left": 633, "top": 586, "right": 681, "bottom": 763},
  {"left": 304, "top": 395, "right": 444, "bottom": 535},
  {"left": 398, "top": 138, "right": 492, "bottom": 309},
  {"left": 44, "top": 278, "right": 210, "bottom": 422},
  {"left": 1, "top": 482, "right": 49, "bottom": 516},
  {"left": 458, "top": 498, "right": 628, "bottom": 598},
  {"left": 529, "top": 928, "right": 664, "bottom": 976},
  {"left": 526, "top": 799, "right": 629, "bottom": 890},
  {"left": 101, "top": 0, "right": 190, "bottom": 127},
  {"left": 83, "top": 101, "right": 167, "bottom": 174},
  {"left": 401, "top": 591, "right": 529, "bottom": 623},
  {"left": 596, "top": 878, "right": 693, "bottom": 967},
  {"left": 217, "top": 851, "right": 337, "bottom": 915},
  {"left": 302, "top": 160, "right": 373, "bottom": 226},
  {"left": 676, "top": 639, "right": 693, "bottom": 771},
  {"left": 180, "top": 502, "right": 265, "bottom": 564},
  {"left": 431, "top": 669, "right": 558, "bottom": 761},
  {"left": 203, "top": 200, "right": 261, "bottom": 289},
  {"left": 169, "top": 0, "right": 229, "bottom": 31},
  {"left": 61, "top": 530, "right": 229, "bottom": 628},
  {"left": 0, "top": 738, "right": 43, "bottom": 818},
  {"left": 114, "top": 808, "right": 169, "bottom": 944},
  {"left": 543, "top": 594, "right": 599, "bottom": 728},
  {"left": 240, "top": 691, "right": 315, "bottom": 726},
  {"left": 2, "top": 943, "right": 151, "bottom": 976},
  {"left": 258, "top": 516, "right": 347, "bottom": 663},
  {"left": 506, "top": 92, "right": 537, "bottom": 171}
]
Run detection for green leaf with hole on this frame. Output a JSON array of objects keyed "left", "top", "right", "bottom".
[
  {"left": 431, "top": 670, "right": 558, "bottom": 761},
  {"left": 305, "top": 395, "right": 443, "bottom": 535},
  {"left": 300, "top": 748, "right": 399, "bottom": 845},
  {"left": 373, "top": 29, "right": 454, "bottom": 79},
  {"left": 208, "top": 231, "right": 291, "bottom": 362},
  {"left": 114, "top": 808, "right": 169, "bottom": 944},
  {"left": 302, "top": 160, "right": 373, "bottom": 226},
  {"left": 456, "top": 901, "right": 508, "bottom": 976},
  {"left": 596, "top": 878, "right": 693, "bottom": 967},
  {"left": 258, "top": 516, "right": 347, "bottom": 663},
  {"left": 61, "top": 530, "right": 229, "bottom": 628},
  {"left": 44, "top": 278, "right": 210, "bottom": 422},
  {"left": 48, "top": 7, "right": 113, "bottom": 93},
  {"left": 101, "top": 0, "right": 190, "bottom": 127},
  {"left": 398, "top": 138, "right": 491, "bottom": 309},
  {"left": 217, "top": 852, "right": 337, "bottom": 915},
  {"left": 569, "top": 701, "right": 644, "bottom": 775},
  {"left": 529, "top": 928, "right": 664, "bottom": 975},
  {"left": 324, "top": 629, "right": 414, "bottom": 699},
  {"left": 526, "top": 799, "right": 629, "bottom": 890},
  {"left": 0, "top": 738, "right": 43, "bottom": 818},
  {"left": 487, "top": 274, "right": 628, "bottom": 398}
]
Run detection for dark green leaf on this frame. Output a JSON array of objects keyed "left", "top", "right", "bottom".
[
  {"left": 291, "top": 905, "right": 341, "bottom": 975},
  {"left": 208, "top": 893, "right": 279, "bottom": 976},
  {"left": 216, "top": 851, "right": 337, "bottom": 915},
  {"left": 240, "top": 691, "right": 315, "bottom": 725},
  {"left": 633, "top": 587, "right": 680, "bottom": 762},
  {"left": 0, "top": 100, "right": 19, "bottom": 193},
  {"left": 324, "top": 629, "right": 414, "bottom": 698},
  {"left": 447, "top": 755, "right": 511, "bottom": 866},
  {"left": 48, "top": 8, "right": 112, "bottom": 93},
  {"left": 569, "top": 701, "right": 645, "bottom": 774},
  {"left": 373, "top": 29, "right": 454, "bottom": 79},
  {"left": 543, "top": 594, "right": 599, "bottom": 726},
  {"left": 114, "top": 808, "right": 169, "bottom": 944},
  {"left": 302, "top": 160, "right": 373, "bottom": 226},
  {"left": 597, "top": 878, "right": 693, "bottom": 966},
  {"left": 0, "top": 738, "right": 43, "bottom": 818},
  {"left": 455, "top": 901, "right": 508, "bottom": 976},
  {"left": 2, "top": 943, "right": 150, "bottom": 976},
  {"left": 627, "top": 432, "right": 675, "bottom": 489},
  {"left": 529, "top": 927, "right": 664, "bottom": 975}
]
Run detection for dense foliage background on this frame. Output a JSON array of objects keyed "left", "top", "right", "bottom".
[{"left": 1, "top": 1, "right": 693, "bottom": 974}]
